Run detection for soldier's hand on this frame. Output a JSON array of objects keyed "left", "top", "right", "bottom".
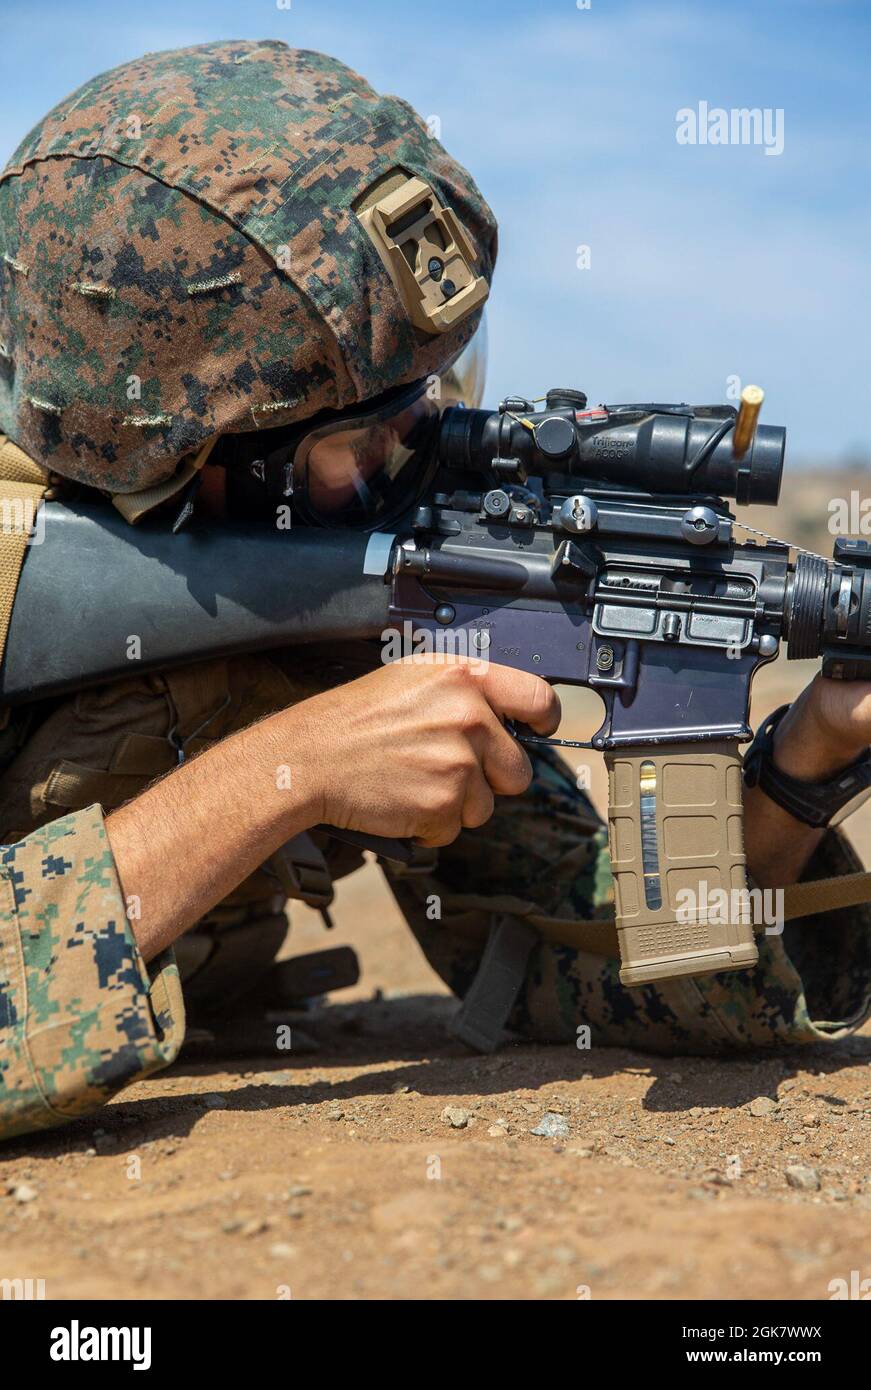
[
  {"left": 107, "top": 655, "right": 559, "bottom": 961},
  {"left": 295, "top": 654, "right": 560, "bottom": 846}
]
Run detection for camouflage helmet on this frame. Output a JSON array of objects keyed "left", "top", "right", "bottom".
[{"left": 0, "top": 40, "right": 497, "bottom": 498}]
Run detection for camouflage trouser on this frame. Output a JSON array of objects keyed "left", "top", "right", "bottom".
[
  {"left": 385, "top": 744, "right": 871, "bottom": 1054},
  {"left": 3, "top": 647, "right": 870, "bottom": 1054}
]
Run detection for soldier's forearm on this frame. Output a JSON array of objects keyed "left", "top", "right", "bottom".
[
  {"left": 106, "top": 708, "right": 323, "bottom": 962},
  {"left": 744, "top": 679, "right": 868, "bottom": 888}
]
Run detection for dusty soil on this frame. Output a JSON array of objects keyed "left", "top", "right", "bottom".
[{"left": 2, "top": 652, "right": 870, "bottom": 1302}]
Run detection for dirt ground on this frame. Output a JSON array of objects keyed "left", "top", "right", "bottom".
[{"left": 2, "top": 646, "right": 870, "bottom": 1302}]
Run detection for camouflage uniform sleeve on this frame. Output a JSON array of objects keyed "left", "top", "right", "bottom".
[{"left": 0, "top": 803, "right": 184, "bottom": 1142}]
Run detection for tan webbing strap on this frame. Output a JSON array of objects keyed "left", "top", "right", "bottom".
[
  {"left": 440, "top": 867, "right": 871, "bottom": 961},
  {"left": 0, "top": 438, "right": 49, "bottom": 670},
  {"left": 781, "top": 870, "right": 871, "bottom": 922},
  {"left": 112, "top": 435, "right": 219, "bottom": 524},
  {"left": 439, "top": 890, "right": 621, "bottom": 958},
  {"left": 529, "top": 913, "right": 620, "bottom": 957},
  {"left": 0, "top": 436, "right": 50, "bottom": 486}
]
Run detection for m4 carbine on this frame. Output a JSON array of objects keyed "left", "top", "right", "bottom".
[{"left": 5, "top": 385, "right": 871, "bottom": 988}]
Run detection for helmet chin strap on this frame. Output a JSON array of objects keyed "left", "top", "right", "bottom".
[{"left": 111, "top": 434, "right": 221, "bottom": 526}]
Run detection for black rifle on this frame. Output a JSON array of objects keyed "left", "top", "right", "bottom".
[{"left": 5, "top": 387, "right": 870, "bottom": 987}]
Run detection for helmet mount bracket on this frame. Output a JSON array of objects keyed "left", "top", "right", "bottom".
[{"left": 356, "top": 174, "right": 488, "bottom": 335}]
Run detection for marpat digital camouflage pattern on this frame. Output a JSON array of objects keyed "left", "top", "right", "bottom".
[
  {"left": 0, "top": 39, "right": 496, "bottom": 493},
  {"left": 0, "top": 804, "right": 182, "bottom": 1141}
]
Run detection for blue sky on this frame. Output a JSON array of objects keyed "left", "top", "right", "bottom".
[{"left": 1, "top": 0, "right": 868, "bottom": 464}]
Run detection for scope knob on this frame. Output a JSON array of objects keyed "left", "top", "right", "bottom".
[
  {"left": 546, "top": 389, "right": 588, "bottom": 411},
  {"left": 535, "top": 414, "right": 577, "bottom": 459},
  {"left": 680, "top": 505, "right": 720, "bottom": 546},
  {"left": 482, "top": 488, "right": 511, "bottom": 519},
  {"left": 559, "top": 495, "right": 598, "bottom": 534}
]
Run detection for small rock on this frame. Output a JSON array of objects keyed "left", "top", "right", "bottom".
[
  {"left": 240, "top": 1217, "right": 270, "bottom": 1237},
  {"left": 550, "top": 1244, "right": 577, "bottom": 1265},
  {"left": 287, "top": 1185, "right": 312, "bottom": 1199},
  {"left": 530, "top": 1113, "right": 570, "bottom": 1139},
  {"left": 802, "top": 1112, "right": 821, "bottom": 1128},
  {"left": 327, "top": 1109, "right": 345, "bottom": 1122},
  {"left": 441, "top": 1106, "right": 471, "bottom": 1129},
  {"left": 785, "top": 1164, "right": 820, "bottom": 1192},
  {"left": 269, "top": 1243, "right": 296, "bottom": 1259},
  {"left": 11, "top": 1183, "right": 37, "bottom": 1204},
  {"left": 487, "top": 1125, "right": 507, "bottom": 1138},
  {"left": 750, "top": 1096, "right": 777, "bottom": 1117},
  {"left": 201, "top": 1093, "right": 228, "bottom": 1110},
  {"left": 495, "top": 1213, "right": 523, "bottom": 1232}
]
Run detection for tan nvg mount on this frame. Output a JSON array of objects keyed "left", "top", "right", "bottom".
[
  {"left": 612, "top": 386, "right": 766, "bottom": 987},
  {"left": 356, "top": 172, "right": 489, "bottom": 334}
]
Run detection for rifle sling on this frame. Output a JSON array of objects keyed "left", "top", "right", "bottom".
[
  {"left": 0, "top": 436, "right": 49, "bottom": 682},
  {"left": 439, "top": 869, "right": 871, "bottom": 959}
]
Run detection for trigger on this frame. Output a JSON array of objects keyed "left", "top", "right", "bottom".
[{"left": 506, "top": 718, "right": 593, "bottom": 751}]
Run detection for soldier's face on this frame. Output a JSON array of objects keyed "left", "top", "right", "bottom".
[{"left": 298, "top": 391, "right": 438, "bottom": 521}]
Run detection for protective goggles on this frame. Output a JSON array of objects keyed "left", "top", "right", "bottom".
[
  {"left": 287, "top": 380, "right": 440, "bottom": 528},
  {"left": 218, "top": 379, "right": 439, "bottom": 531},
  {"left": 219, "top": 316, "right": 488, "bottom": 530}
]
